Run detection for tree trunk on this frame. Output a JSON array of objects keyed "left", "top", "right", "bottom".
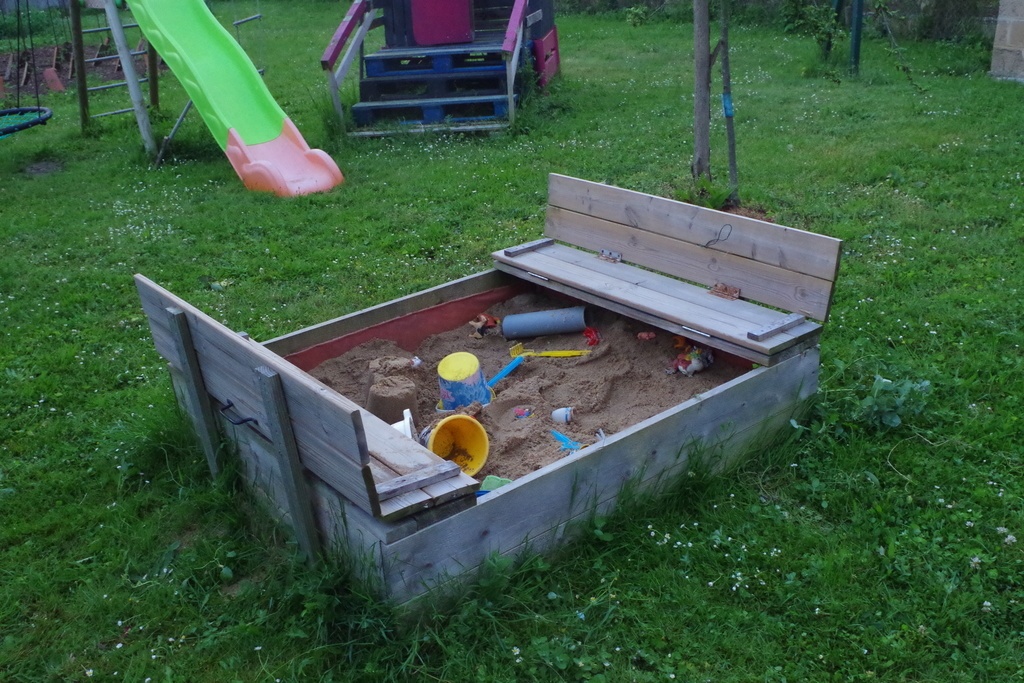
[{"left": 692, "top": 0, "right": 712, "bottom": 182}]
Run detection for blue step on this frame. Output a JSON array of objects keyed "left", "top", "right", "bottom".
[
  {"left": 352, "top": 95, "right": 512, "bottom": 126},
  {"left": 364, "top": 46, "right": 506, "bottom": 78},
  {"left": 360, "top": 71, "right": 508, "bottom": 101}
]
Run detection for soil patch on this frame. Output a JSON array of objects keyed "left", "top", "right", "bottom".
[
  {"left": 23, "top": 159, "right": 62, "bottom": 175},
  {"left": 310, "top": 293, "right": 747, "bottom": 482}
]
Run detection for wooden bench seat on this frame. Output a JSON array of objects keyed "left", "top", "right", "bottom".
[{"left": 492, "top": 174, "right": 843, "bottom": 366}]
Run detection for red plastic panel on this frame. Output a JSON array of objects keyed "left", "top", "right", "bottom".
[
  {"left": 410, "top": 0, "right": 474, "bottom": 46},
  {"left": 533, "top": 26, "right": 559, "bottom": 87}
]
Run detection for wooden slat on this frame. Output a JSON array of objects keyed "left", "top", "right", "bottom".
[
  {"left": 546, "top": 205, "right": 835, "bottom": 321},
  {"left": 166, "top": 308, "right": 221, "bottom": 476},
  {"left": 375, "top": 461, "right": 462, "bottom": 501},
  {"left": 492, "top": 243, "right": 822, "bottom": 359},
  {"left": 384, "top": 349, "right": 820, "bottom": 601},
  {"left": 320, "top": 0, "right": 369, "bottom": 70},
  {"left": 263, "top": 270, "right": 514, "bottom": 360},
  {"left": 748, "top": 313, "right": 806, "bottom": 342},
  {"left": 137, "top": 275, "right": 472, "bottom": 522},
  {"left": 137, "top": 275, "right": 378, "bottom": 514},
  {"left": 548, "top": 174, "right": 842, "bottom": 283},
  {"left": 377, "top": 471, "right": 478, "bottom": 522},
  {"left": 256, "top": 367, "right": 324, "bottom": 563},
  {"left": 502, "top": 0, "right": 529, "bottom": 53}
]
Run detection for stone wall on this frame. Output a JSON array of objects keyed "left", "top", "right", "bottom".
[{"left": 992, "top": 0, "right": 1024, "bottom": 80}]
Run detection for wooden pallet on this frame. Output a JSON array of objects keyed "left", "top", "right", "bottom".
[
  {"left": 359, "top": 70, "right": 507, "bottom": 101},
  {"left": 352, "top": 94, "right": 512, "bottom": 126},
  {"left": 363, "top": 41, "right": 506, "bottom": 78}
]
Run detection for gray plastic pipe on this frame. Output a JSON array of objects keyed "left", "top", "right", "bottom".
[{"left": 502, "top": 306, "right": 588, "bottom": 339}]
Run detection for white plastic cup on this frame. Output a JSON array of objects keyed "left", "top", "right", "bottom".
[{"left": 551, "top": 407, "right": 574, "bottom": 424}]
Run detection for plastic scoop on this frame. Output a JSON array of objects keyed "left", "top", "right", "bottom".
[{"left": 487, "top": 356, "right": 525, "bottom": 388}]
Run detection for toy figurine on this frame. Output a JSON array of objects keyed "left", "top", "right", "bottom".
[
  {"left": 468, "top": 313, "right": 501, "bottom": 339},
  {"left": 667, "top": 343, "right": 714, "bottom": 377}
]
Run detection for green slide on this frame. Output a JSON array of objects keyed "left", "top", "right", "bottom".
[{"left": 129, "top": 0, "right": 342, "bottom": 196}]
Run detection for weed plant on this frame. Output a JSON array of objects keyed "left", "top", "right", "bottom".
[{"left": 2, "top": 2, "right": 1023, "bottom": 680}]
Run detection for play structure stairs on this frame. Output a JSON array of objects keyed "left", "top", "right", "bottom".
[
  {"left": 321, "top": 0, "right": 559, "bottom": 134},
  {"left": 351, "top": 32, "right": 517, "bottom": 128}
]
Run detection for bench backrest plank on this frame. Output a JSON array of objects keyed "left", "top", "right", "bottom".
[{"left": 546, "top": 174, "right": 842, "bottom": 321}]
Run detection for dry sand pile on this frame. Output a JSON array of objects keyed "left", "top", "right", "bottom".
[{"left": 311, "top": 294, "right": 746, "bottom": 481}]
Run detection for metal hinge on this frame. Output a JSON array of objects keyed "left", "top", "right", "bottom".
[
  {"left": 708, "top": 283, "right": 740, "bottom": 300},
  {"left": 598, "top": 249, "right": 622, "bottom": 262}
]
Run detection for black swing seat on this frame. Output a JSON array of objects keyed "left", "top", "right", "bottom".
[{"left": 0, "top": 107, "right": 53, "bottom": 137}]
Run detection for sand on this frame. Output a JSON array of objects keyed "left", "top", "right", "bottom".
[{"left": 310, "top": 293, "right": 746, "bottom": 482}]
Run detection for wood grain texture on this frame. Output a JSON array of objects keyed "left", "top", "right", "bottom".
[
  {"left": 166, "top": 308, "right": 222, "bottom": 476},
  {"left": 256, "top": 367, "right": 323, "bottom": 563},
  {"left": 264, "top": 270, "right": 515, "bottom": 361},
  {"left": 548, "top": 174, "right": 842, "bottom": 282},
  {"left": 136, "top": 275, "right": 473, "bottom": 522},
  {"left": 382, "top": 349, "right": 820, "bottom": 601},
  {"left": 546, "top": 205, "right": 834, "bottom": 321},
  {"left": 491, "top": 243, "right": 823, "bottom": 360}
]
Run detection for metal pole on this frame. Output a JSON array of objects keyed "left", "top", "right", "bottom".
[
  {"left": 850, "top": 0, "right": 864, "bottom": 75},
  {"left": 104, "top": 0, "right": 157, "bottom": 155}
]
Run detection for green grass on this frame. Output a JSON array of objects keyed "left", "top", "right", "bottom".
[{"left": 2, "top": 3, "right": 1023, "bottom": 680}]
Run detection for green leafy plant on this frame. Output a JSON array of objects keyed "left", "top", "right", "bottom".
[
  {"left": 675, "top": 177, "right": 735, "bottom": 210},
  {"left": 858, "top": 374, "right": 931, "bottom": 430},
  {"left": 784, "top": 0, "right": 846, "bottom": 60},
  {"left": 625, "top": 5, "right": 648, "bottom": 27}
]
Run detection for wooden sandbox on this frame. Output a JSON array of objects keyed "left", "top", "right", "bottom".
[{"left": 135, "top": 175, "right": 841, "bottom": 602}]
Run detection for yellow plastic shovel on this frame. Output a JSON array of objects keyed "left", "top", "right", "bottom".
[{"left": 509, "top": 342, "right": 591, "bottom": 358}]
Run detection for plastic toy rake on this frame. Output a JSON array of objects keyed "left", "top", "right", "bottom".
[{"left": 509, "top": 342, "right": 591, "bottom": 358}]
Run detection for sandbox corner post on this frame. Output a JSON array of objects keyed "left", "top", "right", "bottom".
[
  {"left": 255, "top": 366, "right": 323, "bottom": 565},
  {"left": 165, "top": 306, "right": 222, "bottom": 478}
]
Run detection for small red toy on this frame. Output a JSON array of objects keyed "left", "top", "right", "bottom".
[
  {"left": 583, "top": 326, "right": 601, "bottom": 346},
  {"left": 667, "top": 343, "right": 714, "bottom": 377},
  {"left": 636, "top": 331, "right": 657, "bottom": 341},
  {"left": 468, "top": 313, "right": 501, "bottom": 339}
]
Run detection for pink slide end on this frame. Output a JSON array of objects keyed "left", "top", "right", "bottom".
[{"left": 225, "top": 118, "right": 343, "bottom": 197}]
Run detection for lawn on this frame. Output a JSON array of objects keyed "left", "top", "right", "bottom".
[{"left": 1, "top": 2, "right": 1022, "bottom": 681}]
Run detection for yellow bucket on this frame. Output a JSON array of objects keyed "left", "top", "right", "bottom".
[{"left": 426, "top": 414, "right": 489, "bottom": 476}]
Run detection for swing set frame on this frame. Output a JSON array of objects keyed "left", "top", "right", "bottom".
[{"left": 0, "top": 0, "right": 57, "bottom": 137}]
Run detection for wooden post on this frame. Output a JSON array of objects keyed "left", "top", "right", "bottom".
[
  {"left": 166, "top": 307, "right": 222, "bottom": 477},
  {"left": 146, "top": 42, "right": 159, "bottom": 109},
  {"left": 103, "top": 0, "right": 157, "bottom": 156},
  {"left": 70, "top": 0, "right": 90, "bottom": 129},
  {"left": 255, "top": 367, "right": 322, "bottom": 564},
  {"left": 692, "top": 0, "right": 712, "bottom": 181},
  {"left": 849, "top": 0, "right": 864, "bottom": 75},
  {"left": 719, "top": 0, "right": 738, "bottom": 202}
]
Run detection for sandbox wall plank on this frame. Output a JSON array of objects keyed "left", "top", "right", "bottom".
[
  {"left": 264, "top": 270, "right": 518, "bottom": 362},
  {"left": 382, "top": 349, "right": 819, "bottom": 601}
]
